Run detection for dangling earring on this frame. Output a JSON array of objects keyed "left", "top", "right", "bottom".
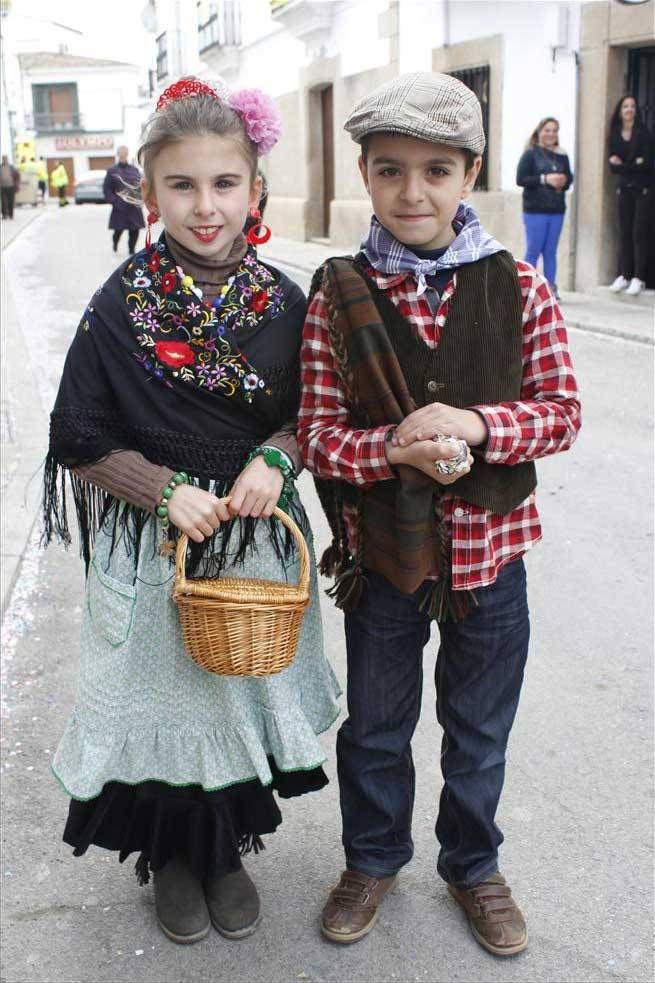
[
  {"left": 145, "top": 210, "right": 158, "bottom": 251},
  {"left": 246, "top": 207, "right": 271, "bottom": 245}
]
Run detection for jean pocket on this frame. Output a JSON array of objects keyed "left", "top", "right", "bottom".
[{"left": 87, "top": 559, "right": 137, "bottom": 648}]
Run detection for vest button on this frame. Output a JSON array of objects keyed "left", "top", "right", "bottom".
[{"left": 427, "top": 380, "right": 438, "bottom": 393}]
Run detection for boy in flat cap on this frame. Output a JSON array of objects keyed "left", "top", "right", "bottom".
[{"left": 298, "top": 72, "right": 581, "bottom": 956}]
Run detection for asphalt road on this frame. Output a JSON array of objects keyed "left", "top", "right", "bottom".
[{"left": 1, "top": 204, "right": 653, "bottom": 983}]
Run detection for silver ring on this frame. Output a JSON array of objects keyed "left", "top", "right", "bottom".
[{"left": 432, "top": 434, "right": 469, "bottom": 475}]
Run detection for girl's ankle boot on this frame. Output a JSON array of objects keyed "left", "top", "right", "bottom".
[
  {"left": 153, "top": 855, "right": 211, "bottom": 944},
  {"left": 203, "top": 864, "right": 261, "bottom": 939}
]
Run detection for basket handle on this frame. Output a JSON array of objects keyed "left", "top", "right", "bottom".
[{"left": 174, "top": 497, "right": 310, "bottom": 594}]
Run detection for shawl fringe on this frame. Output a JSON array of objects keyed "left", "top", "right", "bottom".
[{"left": 42, "top": 453, "right": 308, "bottom": 579}]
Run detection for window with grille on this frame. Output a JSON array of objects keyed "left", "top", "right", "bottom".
[
  {"left": 31, "top": 83, "right": 81, "bottom": 131},
  {"left": 156, "top": 32, "right": 168, "bottom": 82},
  {"left": 197, "top": 1, "right": 241, "bottom": 52},
  {"left": 448, "top": 66, "right": 490, "bottom": 191}
]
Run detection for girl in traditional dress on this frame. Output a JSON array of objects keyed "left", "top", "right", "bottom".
[{"left": 42, "top": 78, "right": 340, "bottom": 945}]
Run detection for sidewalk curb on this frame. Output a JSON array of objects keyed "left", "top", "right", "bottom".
[
  {"left": 565, "top": 320, "right": 653, "bottom": 346},
  {"left": 1, "top": 205, "right": 46, "bottom": 251},
  {"left": 1, "top": 211, "right": 50, "bottom": 618}
]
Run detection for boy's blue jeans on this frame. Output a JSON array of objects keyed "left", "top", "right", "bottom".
[{"left": 337, "top": 557, "right": 530, "bottom": 889}]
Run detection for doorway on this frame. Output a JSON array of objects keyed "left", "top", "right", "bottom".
[{"left": 627, "top": 46, "right": 655, "bottom": 287}]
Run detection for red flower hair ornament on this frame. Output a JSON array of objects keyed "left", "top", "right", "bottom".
[{"left": 155, "top": 78, "right": 281, "bottom": 155}]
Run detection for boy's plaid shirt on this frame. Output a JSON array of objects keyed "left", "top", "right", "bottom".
[{"left": 298, "top": 260, "right": 582, "bottom": 591}]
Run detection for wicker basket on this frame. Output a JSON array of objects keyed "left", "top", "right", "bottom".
[{"left": 172, "top": 502, "right": 310, "bottom": 676}]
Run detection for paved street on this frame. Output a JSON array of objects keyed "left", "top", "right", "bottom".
[{"left": 1, "top": 203, "right": 653, "bottom": 983}]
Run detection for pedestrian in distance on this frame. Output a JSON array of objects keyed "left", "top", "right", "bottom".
[
  {"left": 299, "top": 71, "right": 581, "bottom": 957},
  {"left": 42, "top": 76, "right": 340, "bottom": 946},
  {"left": 606, "top": 94, "right": 654, "bottom": 296},
  {"left": 50, "top": 160, "right": 69, "bottom": 206},
  {"left": 516, "top": 116, "right": 573, "bottom": 300},
  {"left": 36, "top": 156, "right": 48, "bottom": 202},
  {"left": 103, "top": 145, "right": 145, "bottom": 254},
  {"left": 0, "top": 154, "right": 20, "bottom": 219}
]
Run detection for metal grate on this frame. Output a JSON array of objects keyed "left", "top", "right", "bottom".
[
  {"left": 156, "top": 32, "right": 168, "bottom": 82},
  {"left": 198, "top": 1, "right": 241, "bottom": 53},
  {"left": 448, "top": 66, "right": 490, "bottom": 191}
]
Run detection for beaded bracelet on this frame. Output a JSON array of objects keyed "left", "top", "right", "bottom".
[
  {"left": 156, "top": 471, "right": 189, "bottom": 527},
  {"left": 244, "top": 446, "right": 295, "bottom": 513}
]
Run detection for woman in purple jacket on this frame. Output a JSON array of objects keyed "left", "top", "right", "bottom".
[{"left": 103, "top": 146, "right": 145, "bottom": 255}]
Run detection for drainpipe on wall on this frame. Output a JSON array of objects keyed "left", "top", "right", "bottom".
[{"left": 569, "top": 47, "right": 581, "bottom": 292}]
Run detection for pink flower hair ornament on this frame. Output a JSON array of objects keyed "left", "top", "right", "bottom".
[
  {"left": 227, "top": 88, "right": 282, "bottom": 156},
  {"left": 155, "top": 79, "right": 282, "bottom": 156}
]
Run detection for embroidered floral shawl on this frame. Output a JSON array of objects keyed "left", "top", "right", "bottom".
[{"left": 43, "top": 234, "right": 306, "bottom": 574}]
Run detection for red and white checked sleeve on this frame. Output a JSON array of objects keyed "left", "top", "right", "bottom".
[
  {"left": 298, "top": 288, "right": 395, "bottom": 487},
  {"left": 473, "top": 264, "right": 581, "bottom": 465}
]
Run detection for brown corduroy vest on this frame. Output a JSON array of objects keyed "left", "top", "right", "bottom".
[{"left": 362, "top": 250, "right": 537, "bottom": 514}]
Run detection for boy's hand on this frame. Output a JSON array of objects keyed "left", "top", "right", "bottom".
[
  {"left": 228, "top": 455, "right": 285, "bottom": 519},
  {"left": 166, "top": 485, "right": 231, "bottom": 543},
  {"left": 386, "top": 437, "right": 473, "bottom": 486},
  {"left": 392, "top": 404, "right": 488, "bottom": 448}
]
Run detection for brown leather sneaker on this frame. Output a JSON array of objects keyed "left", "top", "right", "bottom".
[
  {"left": 448, "top": 872, "right": 527, "bottom": 956},
  {"left": 321, "top": 870, "right": 398, "bottom": 944}
]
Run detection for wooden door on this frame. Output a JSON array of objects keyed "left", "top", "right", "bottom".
[
  {"left": 321, "top": 86, "right": 334, "bottom": 238},
  {"left": 88, "top": 156, "right": 115, "bottom": 170},
  {"left": 49, "top": 86, "right": 74, "bottom": 124}
]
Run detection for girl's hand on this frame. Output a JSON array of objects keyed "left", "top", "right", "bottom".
[
  {"left": 609, "top": 155, "right": 623, "bottom": 166},
  {"left": 228, "top": 455, "right": 285, "bottom": 518},
  {"left": 387, "top": 437, "right": 473, "bottom": 486},
  {"left": 392, "top": 404, "right": 488, "bottom": 448},
  {"left": 166, "top": 485, "right": 231, "bottom": 543}
]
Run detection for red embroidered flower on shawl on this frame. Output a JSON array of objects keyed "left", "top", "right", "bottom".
[{"left": 155, "top": 340, "right": 194, "bottom": 367}]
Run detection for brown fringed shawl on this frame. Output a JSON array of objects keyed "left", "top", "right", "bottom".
[
  {"left": 312, "top": 257, "right": 460, "bottom": 621},
  {"left": 310, "top": 251, "right": 534, "bottom": 622}
]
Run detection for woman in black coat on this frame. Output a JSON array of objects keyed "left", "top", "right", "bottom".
[
  {"left": 607, "top": 94, "right": 654, "bottom": 296},
  {"left": 516, "top": 117, "right": 573, "bottom": 299},
  {"left": 103, "top": 146, "right": 145, "bottom": 255}
]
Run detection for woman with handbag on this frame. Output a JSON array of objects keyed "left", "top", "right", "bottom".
[{"left": 42, "top": 78, "right": 340, "bottom": 946}]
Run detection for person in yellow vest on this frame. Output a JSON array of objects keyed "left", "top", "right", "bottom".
[
  {"left": 36, "top": 157, "right": 48, "bottom": 201},
  {"left": 50, "top": 161, "right": 69, "bottom": 207}
]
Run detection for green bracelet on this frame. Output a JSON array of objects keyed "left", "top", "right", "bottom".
[
  {"left": 156, "top": 471, "right": 189, "bottom": 527},
  {"left": 245, "top": 446, "right": 295, "bottom": 513}
]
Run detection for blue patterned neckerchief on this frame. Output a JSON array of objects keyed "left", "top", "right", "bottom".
[{"left": 360, "top": 201, "right": 506, "bottom": 295}]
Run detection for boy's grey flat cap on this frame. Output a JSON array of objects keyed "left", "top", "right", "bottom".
[{"left": 344, "top": 71, "right": 485, "bottom": 154}]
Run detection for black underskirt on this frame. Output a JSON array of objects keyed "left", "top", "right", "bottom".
[{"left": 63, "top": 758, "right": 328, "bottom": 884}]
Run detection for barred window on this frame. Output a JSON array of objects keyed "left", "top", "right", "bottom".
[
  {"left": 198, "top": 1, "right": 241, "bottom": 52},
  {"left": 156, "top": 32, "right": 168, "bottom": 82},
  {"left": 448, "top": 66, "right": 490, "bottom": 191}
]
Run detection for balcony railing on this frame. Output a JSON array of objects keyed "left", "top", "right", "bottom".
[
  {"left": 198, "top": 3, "right": 241, "bottom": 53},
  {"left": 30, "top": 112, "right": 84, "bottom": 132}
]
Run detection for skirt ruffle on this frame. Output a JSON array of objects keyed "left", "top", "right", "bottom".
[{"left": 63, "top": 758, "right": 328, "bottom": 883}]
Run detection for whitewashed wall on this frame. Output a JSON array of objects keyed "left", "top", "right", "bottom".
[{"left": 446, "top": 0, "right": 580, "bottom": 188}]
